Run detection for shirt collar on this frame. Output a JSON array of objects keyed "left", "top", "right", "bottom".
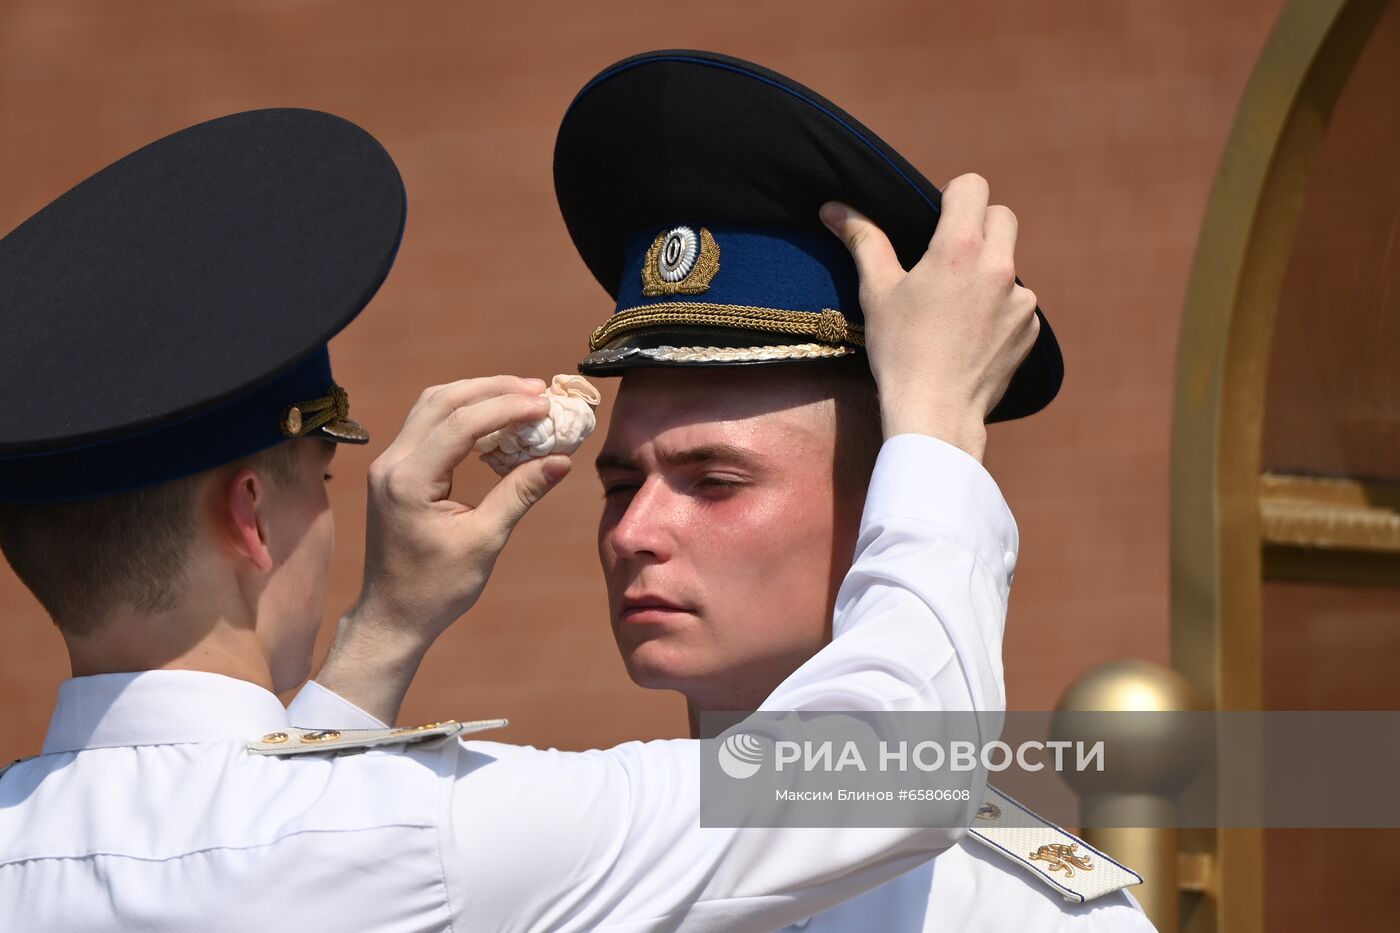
[{"left": 42, "top": 670, "right": 290, "bottom": 755}]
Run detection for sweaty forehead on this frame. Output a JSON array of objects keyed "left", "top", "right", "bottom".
[{"left": 603, "top": 367, "right": 835, "bottom": 458}]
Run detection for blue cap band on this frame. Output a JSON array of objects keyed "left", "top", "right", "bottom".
[
  {"left": 614, "top": 224, "right": 862, "bottom": 322},
  {"left": 0, "top": 348, "right": 336, "bottom": 503}
]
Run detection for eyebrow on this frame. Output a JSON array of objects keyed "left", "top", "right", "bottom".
[{"left": 595, "top": 444, "right": 771, "bottom": 474}]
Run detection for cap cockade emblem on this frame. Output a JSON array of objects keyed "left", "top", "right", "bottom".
[{"left": 642, "top": 225, "right": 721, "bottom": 296}]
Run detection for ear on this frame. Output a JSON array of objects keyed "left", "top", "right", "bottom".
[{"left": 224, "top": 467, "right": 274, "bottom": 572}]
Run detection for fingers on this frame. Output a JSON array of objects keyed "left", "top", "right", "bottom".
[
  {"left": 475, "top": 454, "right": 572, "bottom": 538},
  {"left": 392, "top": 393, "right": 550, "bottom": 500},
  {"left": 974, "top": 204, "right": 1021, "bottom": 306},
  {"left": 1015, "top": 291, "right": 1041, "bottom": 359},
  {"left": 931, "top": 173, "right": 990, "bottom": 250},
  {"left": 1004, "top": 285, "right": 1040, "bottom": 369},
  {"left": 982, "top": 204, "right": 1018, "bottom": 256},
  {"left": 386, "top": 375, "right": 547, "bottom": 461},
  {"left": 820, "top": 201, "right": 904, "bottom": 295},
  {"left": 988, "top": 297, "right": 1042, "bottom": 412}
]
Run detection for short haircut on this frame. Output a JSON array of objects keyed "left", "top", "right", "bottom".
[
  {"left": 828, "top": 356, "right": 884, "bottom": 495},
  {"left": 0, "top": 442, "right": 302, "bottom": 636}
]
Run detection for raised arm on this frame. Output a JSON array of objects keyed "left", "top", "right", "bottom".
[
  {"left": 441, "top": 428, "right": 1019, "bottom": 932},
  {"left": 298, "top": 174, "right": 1040, "bottom": 931},
  {"left": 314, "top": 374, "right": 570, "bottom": 723}
]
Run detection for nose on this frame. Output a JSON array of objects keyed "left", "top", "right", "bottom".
[{"left": 606, "top": 476, "right": 675, "bottom": 564}]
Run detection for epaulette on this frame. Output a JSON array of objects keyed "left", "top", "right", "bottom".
[
  {"left": 248, "top": 719, "right": 507, "bottom": 757},
  {"left": 968, "top": 786, "right": 1143, "bottom": 903}
]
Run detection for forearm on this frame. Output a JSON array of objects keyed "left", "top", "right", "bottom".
[
  {"left": 302, "top": 375, "right": 565, "bottom": 727},
  {"left": 880, "top": 397, "right": 988, "bottom": 463},
  {"left": 312, "top": 601, "right": 431, "bottom": 725},
  {"left": 454, "top": 738, "right": 968, "bottom": 933}
]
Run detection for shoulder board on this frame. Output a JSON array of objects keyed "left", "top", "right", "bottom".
[
  {"left": 248, "top": 718, "right": 507, "bottom": 757},
  {"left": 968, "top": 785, "right": 1143, "bottom": 903}
]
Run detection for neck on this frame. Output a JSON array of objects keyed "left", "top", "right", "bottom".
[
  {"left": 685, "top": 686, "right": 780, "bottom": 740},
  {"left": 680, "top": 638, "right": 837, "bottom": 739},
  {"left": 64, "top": 604, "right": 276, "bottom": 692}
]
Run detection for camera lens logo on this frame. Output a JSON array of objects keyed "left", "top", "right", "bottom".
[{"left": 717, "top": 732, "right": 766, "bottom": 780}]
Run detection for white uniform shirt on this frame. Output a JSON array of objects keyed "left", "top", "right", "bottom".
[
  {"left": 779, "top": 840, "right": 1155, "bottom": 932},
  {"left": 1, "top": 435, "right": 1019, "bottom": 932}
]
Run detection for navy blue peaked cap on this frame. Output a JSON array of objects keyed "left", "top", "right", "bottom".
[
  {"left": 0, "top": 108, "right": 406, "bottom": 503},
  {"left": 555, "top": 50, "right": 1063, "bottom": 422}
]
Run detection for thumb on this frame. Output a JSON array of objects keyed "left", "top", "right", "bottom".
[
  {"left": 820, "top": 201, "right": 903, "bottom": 294},
  {"left": 475, "top": 454, "right": 572, "bottom": 535}
]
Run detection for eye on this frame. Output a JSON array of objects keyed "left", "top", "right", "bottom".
[
  {"left": 696, "top": 475, "right": 745, "bottom": 493},
  {"left": 602, "top": 481, "right": 640, "bottom": 498},
  {"left": 323, "top": 472, "right": 334, "bottom": 482}
]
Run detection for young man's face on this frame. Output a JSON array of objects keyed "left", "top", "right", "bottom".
[
  {"left": 597, "top": 366, "right": 866, "bottom": 711},
  {"left": 255, "top": 439, "right": 337, "bottom": 692}
]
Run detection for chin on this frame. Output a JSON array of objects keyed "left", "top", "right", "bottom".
[
  {"left": 621, "top": 640, "right": 707, "bottom": 694},
  {"left": 625, "top": 636, "right": 813, "bottom": 712},
  {"left": 622, "top": 653, "right": 685, "bottom": 692},
  {"left": 623, "top": 645, "right": 759, "bottom": 711}
]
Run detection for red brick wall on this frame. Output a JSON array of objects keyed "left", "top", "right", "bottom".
[{"left": 0, "top": 0, "right": 1284, "bottom": 758}]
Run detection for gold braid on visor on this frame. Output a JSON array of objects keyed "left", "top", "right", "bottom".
[
  {"left": 280, "top": 383, "right": 351, "bottom": 438},
  {"left": 589, "top": 303, "right": 865, "bottom": 352}
]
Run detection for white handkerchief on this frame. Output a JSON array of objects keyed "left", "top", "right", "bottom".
[{"left": 474, "top": 374, "right": 602, "bottom": 475}]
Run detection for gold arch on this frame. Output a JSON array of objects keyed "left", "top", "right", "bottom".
[{"left": 1170, "top": 0, "right": 1391, "bottom": 930}]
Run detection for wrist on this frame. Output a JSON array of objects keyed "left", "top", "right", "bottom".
[
  {"left": 331, "top": 598, "right": 433, "bottom": 675},
  {"left": 880, "top": 403, "right": 987, "bottom": 462},
  {"left": 312, "top": 605, "right": 428, "bottom": 727}
]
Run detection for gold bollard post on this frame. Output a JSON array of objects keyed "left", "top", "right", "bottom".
[{"left": 1053, "top": 660, "right": 1206, "bottom": 931}]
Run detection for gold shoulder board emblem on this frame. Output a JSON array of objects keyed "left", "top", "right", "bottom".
[{"left": 1030, "top": 842, "right": 1095, "bottom": 877}]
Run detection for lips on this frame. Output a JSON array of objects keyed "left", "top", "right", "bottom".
[{"left": 619, "top": 593, "right": 694, "bottom": 624}]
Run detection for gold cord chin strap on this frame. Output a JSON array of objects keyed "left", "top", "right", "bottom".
[
  {"left": 280, "top": 383, "right": 350, "bottom": 438},
  {"left": 588, "top": 303, "right": 865, "bottom": 352}
]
